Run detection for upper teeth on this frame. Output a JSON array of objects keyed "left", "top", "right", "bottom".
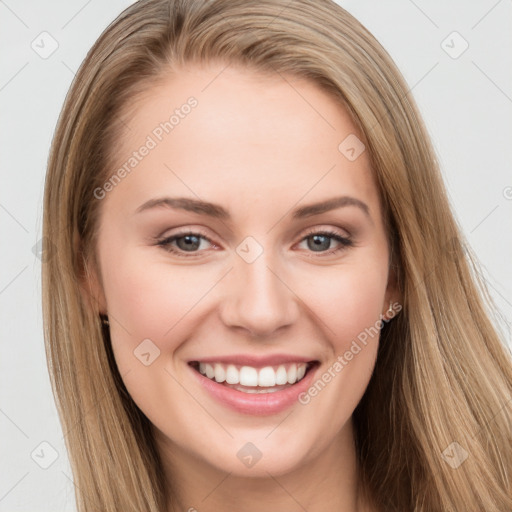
[{"left": 198, "top": 362, "right": 308, "bottom": 387}]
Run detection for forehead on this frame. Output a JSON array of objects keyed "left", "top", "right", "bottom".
[{"left": 101, "top": 64, "right": 381, "bottom": 225}]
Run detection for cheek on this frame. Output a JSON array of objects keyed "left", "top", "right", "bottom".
[
  {"left": 102, "top": 251, "right": 218, "bottom": 368},
  {"left": 291, "top": 259, "right": 387, "bottom": 414},
  {"left": 102, "top": 253, "right": 215, "bottom": 423},
  {"left": 299, "top": 260, "right": 388, "bottom": 350}
]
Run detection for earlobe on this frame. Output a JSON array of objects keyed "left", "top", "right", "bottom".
[
  {"left": 75, "top": 234, "right": 107, "bottom": 315},
  {"left": 383, "top": 265, "right": 402, "bottom": 321},
  {"left": 81, "top": 259, "right": 108, "bottom": 314}
]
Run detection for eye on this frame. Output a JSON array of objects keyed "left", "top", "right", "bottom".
[
  {"left": 296, "top": 228, "right": 354, "bottom": 257},
  {"left": 155, "top": 227, "right": 354, "bottom": 258},
  {"left": 156, "top": 230, "right": 216, "bottom": 258}
]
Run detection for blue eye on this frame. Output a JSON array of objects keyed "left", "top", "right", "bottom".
[
  {"left": 156, "top": 229, "right": 353, "bottom": 258},
  {"left": 298, "top": 229, "right": 353, "bottom": 256},
  {"left": 156, "top": 230, "right": 215, "bottom": 257},
  {"left": 158, "top": 232, "right": 211, "bottom": 257}
]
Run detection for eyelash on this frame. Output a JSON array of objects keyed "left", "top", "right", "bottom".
[{"left": 155, "top": 228, "right": 354, "bottom": 258}]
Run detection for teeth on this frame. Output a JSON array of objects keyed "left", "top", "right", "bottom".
[
  {"left": 275, "top": 365, "right": 288, "bottom": 385},
  {"left": 226, "top": 364, "right": 239, "bottom": 384},
  {"left": 196, "top": 362, "right": 309, "bottom": 387},
  {"left": 228, "top": 383, "right": 289, "bottom": 394},
  {"left": 205, "top": 364, "right": 215, "bottom": 379},
  {"left": 214, "top": 364, "right": 226, "bottom": 383},
  {"left": 240, "top": 366, "right": 258, "bottom": 386},
  {"left": 287, "top": 364, "right": 297, "bottom": 384},
  {"left": 258, "top": 366, "right": 276, "bottom": 387}
]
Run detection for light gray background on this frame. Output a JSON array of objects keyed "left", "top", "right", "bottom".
[{"left": 1, "top": 1, "right": 511, "bottom": 510}]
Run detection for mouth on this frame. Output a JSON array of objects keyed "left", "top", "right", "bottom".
[
  {"left": 187, "top": 352, "right": 321, "bottom": 415},
  {"left": 188, "top": 360, "right": 317, "bottom": 394}
]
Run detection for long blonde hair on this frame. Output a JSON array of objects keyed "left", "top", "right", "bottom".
[{"left": 42, "top": 0, "right": 512, "bottom": 510}]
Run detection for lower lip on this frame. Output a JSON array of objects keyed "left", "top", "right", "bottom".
[{"left": 190, "top": 364, "right": 318, "bottom": 416}]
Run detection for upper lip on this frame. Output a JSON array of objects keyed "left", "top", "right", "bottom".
[{"left": 188, "top": 354, "right": 318, "bottom": 368}]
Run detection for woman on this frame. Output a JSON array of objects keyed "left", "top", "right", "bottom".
[{"left": 42, "top": 0, "right": 512, "bottom": 510}]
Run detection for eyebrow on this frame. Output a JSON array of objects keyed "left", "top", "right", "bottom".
[{"left": 135, "top": 195, "right": 370, "bottom": 220}]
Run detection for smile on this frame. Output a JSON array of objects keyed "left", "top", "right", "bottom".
[
  {"left": 196, "top": 361, "right": 309, "bottom": 389},
  {"left": 188, "top": 359, "right": 319, "bottom": 415}
]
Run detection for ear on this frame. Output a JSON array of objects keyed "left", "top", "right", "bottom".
[
  {"left": 75, "top": 233, "right": 107, "bottom": 315},
  {"left": 382, "top": 258, "right": 402, "bottom": 320}
]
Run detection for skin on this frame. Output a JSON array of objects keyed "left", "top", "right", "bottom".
[{"left": 86, "top": 64, "right": 398, "bottom": 512}]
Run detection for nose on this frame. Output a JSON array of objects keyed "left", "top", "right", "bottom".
[{"left": 218, "top": 250, "right": 299, "bottom": 338}]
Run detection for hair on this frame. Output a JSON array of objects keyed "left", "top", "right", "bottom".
[{"left": 42, "top": 0, "right": 512, "bottom": 510}]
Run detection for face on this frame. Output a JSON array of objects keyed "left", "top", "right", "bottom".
[{"left": 87, "top": 64, "right": 396, "bottom": 478}]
